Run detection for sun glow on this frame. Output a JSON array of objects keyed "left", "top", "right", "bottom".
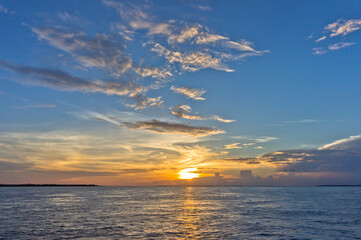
[{"left": 179, "top": 168, "right": 199, "bottom": 179}]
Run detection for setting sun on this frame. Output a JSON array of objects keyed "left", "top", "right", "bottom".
[{"left": 178, "top": 168, "right": 199, "bottom": 180}]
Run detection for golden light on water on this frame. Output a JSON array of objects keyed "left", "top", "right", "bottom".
[{"left": 178, "top": 168, "right": 199, "bottom": 179}]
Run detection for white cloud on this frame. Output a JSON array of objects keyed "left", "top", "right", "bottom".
[
  {"left": 168, "top": 26, "right": 200, "bottom": 44},
  {"left": 211, "top": 115, "right": 235, "bottom": 123},
  {"left": 152, "top": 43, "right": 234, "bottom": 72},
  {"left": 134, "top": 66, "right": 173, "bottom": 79},
  {"left": 328, "top": 42, "right": 355, "bottom": 51},
  {"left": 170, "top": 86, "right": 206, "bottom": 100},
  {"left": 198, "top": 5, "right": 212, "bottom": 11},
  {"left": 224, "top": 143, "right": 242, "bottom": 149},
  {"left": 312, "top": 47, "right": 327, "bottom": 55},
  {"left": 170, "top": 105, "right": 235, "bottom": 123},
  {"left": 104, "top": 1, "right": 267, "bottom": 75},
  {"left": 325, "top": 18, "right": 361, "bottom": 37},
  {"left": 253, "top": 136, "right": 278, "bottom": 143},
  {"left": 0, "top": 5, "right": 14, "bottom": 14},
  {"left": 318, "top": 135, "right": 361, "bottom": 150},
  {"left": 315, "top": 36, "right": 326, "bottom": 42},
  {"left": 15, "top": 104, "right": 56, "bottom": 109},
  {"left": 282, "top": 119, "right": 318, "bottom": 124},
  {"left": 243, "top": 143, "right": 255, "bottom": 146}
]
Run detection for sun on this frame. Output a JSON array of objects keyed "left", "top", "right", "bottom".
[{"left": 178, "top": 168, "right": 199, "bottom": 179}]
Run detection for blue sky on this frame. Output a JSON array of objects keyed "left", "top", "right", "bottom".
[{"left": 1, "top": 0, "right": 361, "bottom": 185}]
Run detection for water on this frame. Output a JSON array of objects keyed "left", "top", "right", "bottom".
[{"left": 0, "top": 187, "right": 360, "bottom": 239}]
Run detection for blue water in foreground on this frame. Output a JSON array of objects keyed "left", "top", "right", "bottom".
[{"left": 1, "top": 187, "right": 361, "bottom": 239}]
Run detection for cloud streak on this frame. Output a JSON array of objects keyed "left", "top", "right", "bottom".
[
  {"left": 0, "top": 60, "right": 144, "bottom": 97},
  {"left": 224, "top": 143, "right": 242, "bottom": 149},
  {"left": 170, "top": 86, "right": 205, "bottom": 100},
  {"left": 328, "top": 42, "right": 355, "bottom": 51},
  {"left": 32, "top": 27, "right": 133, "bottom": 76},
  {"left": 325, "top": 19, "right": 361, "bottom": 37},
  {"left": 124, "top": 119, "right": 225, "bottom": 136},
  {"left": 152, "top": 43, "right": 234, "bottom": 72},
  {"left": 169, "top": 105, "right": 235, "bottom": 123}
]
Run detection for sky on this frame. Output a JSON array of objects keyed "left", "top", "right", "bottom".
[{"left": 1, "top": 0, "right": 361, "bottom": 186}]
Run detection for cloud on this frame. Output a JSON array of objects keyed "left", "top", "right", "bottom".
[
  {"left": 15, "top": 104, "right": 56, "bottom": 109},
  {"left": 0, "top": 5, "right": 14, "bottom": 14},
  {"left": 315, "top": 36, "right": 326, "bottom": 42},
  {"left": 124, "top": 119, "right": 225, "bottom": 136},
  {"left": 170, "top": 105, "right": 206, "bottom": 120},
  {"left": 325, "top": 19, "right": 361, "bottom": 37},
  {"left": 104, "top": 0, "right": 172, "bottom": 36},
  {"left": 318, "top": 135, "right": 361, "bottom": 150},
  {"left": 104, "top": 2, "right": 267, "bottom": 74},
  {"left": 223, "top": 158, "right": 260, "bottom": 165},
  {"left": 253, "top": 136, "right": 278, "bottom": 142},
  {"left": 170, "top": 86, "right": 206, "bottom": 100},
  {"left": 170, "top": 105, "right": 235, "bottom": 123},
  {"left": 194, "top": 33, "right": 228, "bottom": 44},
  {"left": 198, "top": 5, "right": 212, "bottom": 11},
  {"left": 31, "top": 27, "right": 133, "bottom": 76},
  {"left": 229, "top": 135, "right": 361, "bottom": 176},
  {"left": 0, "top": 60, "right": 145, "bottom": 97},
  {"left": 224, "top": 143, "right": 242, "bottom": 149},
  {"left": 168, "top": 26, "right": 200, "bottom": 44},
  {"left": 168, "top": 25, "right": 256, "bottom": 51},
  {"left": 134, "top": 66, "right": 173, "bottom": 79},
  {"left": 211, "top": 116, "right": 235, "bottom": 123},
  {"left": 243, "top": 143, "right": 255, "bottom": 146},
  {"left": 328, "top": 42, "right": 355, "bottom": 51},
  {"left": 312, "top": 47, "right": 327, "bottom": 55},
  {"left": 152, "top": 43, "right": 234, "bottom": 72},
  {"left": 254, "top": 146, "right": 263, "bottom": 149},
  {"left": 282, "top": 119, "right": 318, "bottom": 124},
  {"left": 223, "top": 40, "right": 256, "bottom": 52},
  {"left": 126, "top": 96, "right": 164, "bottom": 110}
]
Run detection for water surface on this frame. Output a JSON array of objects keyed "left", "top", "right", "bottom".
[{"left": 1, "top": 186, "right": 360, "bottom": 239}]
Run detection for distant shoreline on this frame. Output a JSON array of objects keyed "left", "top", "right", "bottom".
[
  {"left": 1, "top": 184, "right": 360, "bottom": 187},
  {"left": 0, "top": 184, "right": 98, "bottom": 187},
  {"left": 316, "top": 185, "right": 361, "bottom": 187}
]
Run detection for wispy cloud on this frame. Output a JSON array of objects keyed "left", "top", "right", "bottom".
[
  {"left": 0, "top": 5, "right": 14, "bottom": 14},
  {"left": 152, "top": 43, "right": 234, "bottom": 72},
  {"left": 315, "top": 36, "right": 326, "bottom": 42},
  {"left": 170, "top": 105, "right": 235, "bottom": 123},
  {"left": 170, "top": 86, "right": 205, "bottom": 100},
  {"left": 225, "top": 135, "right": 361, "bottom": 178},
  {"left": 134, "top": 66, "right": 172, "bottom": 80},
  {"left": 198, "top": 5, "right": 212, "bottom": 11},
  {"left": 0, "top": 60, "right": 145, "bottom": 97},
  {"left": 311, "top": 18, "right": 361, "bottom": 55},
  {"left": 31, "top": 27, "right": 133, "bottom": 76},
  {"left": 15, "top": 104, "right": 56, "bottom": 109},
  {"left": 243, "top": 143, "right": 255, "bottom": 146},
  {"left": 282, "top": 119, "right": 318, "bottom": 124},
  {"left": 124, "top": 119, "right": 225, "bottom": 136},
  {"left": 224, "top": 143, "right": 242, "bottom": 149},
  {"left": 328, "top": 42, "right": 355, "bottom": 51},
  {"left": 325, "top": 18, "right": 361, "bottom": 37},
  {"left": 253, "top": 136, "right": 278, "bottom": 142},
  {"left": 312, "top": 47, "right": 327, "bottom": 55},
  {"left": 104, "top": 1, "right": 267, "bottom": 74},
  {"left": 318, "top": 135, "right": 361, "bottom": 150}
]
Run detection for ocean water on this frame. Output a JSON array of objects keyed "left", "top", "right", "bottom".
[{"left": 0, "top": 187, "right": 360, "bottom": 239}]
